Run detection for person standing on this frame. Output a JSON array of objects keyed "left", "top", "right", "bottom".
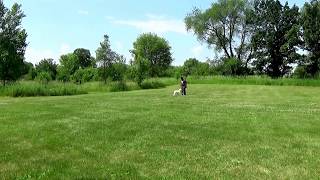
[{"left": 181, "top": 77, "right": 187, "bottom": 96}]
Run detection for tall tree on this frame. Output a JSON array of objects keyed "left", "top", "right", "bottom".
[
  {"left": 95, "top": 35, "right": 119, "bottom": 83},
  {"left": 73, "top": 48, "right": 94, "bottom": 68},
  {"left": 35, "top": 58, "right": 58, "bottom": 80},
  {"left": 301, "top": 0, "right": 320, "bottom": 77},
  {"left": 57, "top": 53, "right": 79, "bottom": 82},
  {"left": 185, "top": 0, "right": 253, "bottom": 68},
  {"left": 0, "top": 2, "right": 27, "bottom": 86},
  {"left": 21, "top": 61, "right": 34, "bottom": 77},
  {"left": 249, "top": 0, "right": 301, "bottom": 78},
  {"left": 182, "top": 58, "right": 200, "bottom": 77},
  {"left": 131, "top": 33, "right": 173, "bottom": 77}
]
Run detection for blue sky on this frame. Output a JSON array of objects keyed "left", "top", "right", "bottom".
[{"left": 3, "top": 0, "right": 305, "bottom": 65}]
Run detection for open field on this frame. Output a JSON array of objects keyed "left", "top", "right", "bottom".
[{"left": 1, "top": 84, "right": 320, "bottom": 179}]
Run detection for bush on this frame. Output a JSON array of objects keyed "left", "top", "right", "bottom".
[
  {"left": 221, "top": 58, "right": 244, "bottom": 76},
  {"left": 83, "top": 68, "right": 99, "bottom": 82},
  {"left": 36, "top": 72, "right": 52, "bottom": 85},
  {"left": 57, "top": 66, "right": 70, "bottom": 82},
  {"left": 140, "top": 80, "right": 166, "bottom": 89},
  {"left": 133, "top": 58, "right": 150, "bottom": 86},
  {"left": 109, "top": 81, "right": 129, "bottom": 92},
  {"left": 208, "top": 58, "right": 251, "bottom": 76},
  {"left": 25, "top": 67, "right": 37, "bottom": 80},
  {"left": 110, "top": 63, "right": 127, "bottom": 81},
  {"left": 71, "top": 68, "right": 84, "bottom": 84},
  {"left": 0, "top": 82, "right": 87, "bottom": 97},
  {"left": 181, "top": 58, "right": 210, "bottom": 77},
  {"left": 293, "top": 65, "right": 312, "bottom": 79},
  {"left": 125, "top": 65, "right": 136, "bottom": 80}
]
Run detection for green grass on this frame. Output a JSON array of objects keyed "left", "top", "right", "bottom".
[{"left": 1, "top": 84, "right": 320, "bottom": 179}]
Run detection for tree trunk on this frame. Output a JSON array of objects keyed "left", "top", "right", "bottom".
[
  {"left": 229, "top": 17, "right": 236, "bottom": 58},
  {"left": 229, "top": 28, "right": 234, "bottom": 58}
]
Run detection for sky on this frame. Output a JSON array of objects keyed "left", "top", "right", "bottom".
[{"left": 3, "top": 0, "right": 305, "bottom": 65}]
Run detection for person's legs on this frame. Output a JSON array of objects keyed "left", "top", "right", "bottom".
[{"left": 182, "top": 88, "right": 186, "bottom": 96}]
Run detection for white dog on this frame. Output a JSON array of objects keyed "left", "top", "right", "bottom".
[{"left": 173, "top": 89, "right": 182, "bottom": 96}]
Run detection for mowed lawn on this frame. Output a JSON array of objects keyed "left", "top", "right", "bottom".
[{"left": 1, "top": 84, "right": 320, "bottom": 179}]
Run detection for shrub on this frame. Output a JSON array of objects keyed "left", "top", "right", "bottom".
[
  {"left": 221, "top": 58, "right": 244, "bottom": 76},
  {"left": 57, "top": 65, "right": 70, "bottom": 82},
  {"left": 140, "top": 80, "right": 166, "bottom": 89},
  {"left": 36, "top": 72, "right": 52, "bottom": 85},
  {"left": 71, "top": 68, "right": 84, "bottom": 84},
  {"left": 133, "top": 58, "right": 150, "bottom": 86},
  {"left": 109, "top": 81, "right": 129, "bottom": 92},
  {"left": 83, "top": 68, "right": 99, "bottom": 82},
  {"left": 110, "top": 63, "right": 127, "bottom": 81},
  {"left": 125, "top": 65, "right": 136, "bottom": 80},
  {"left": 0, "top": 82, "right": 87, "bottom": 97},
  {"left": 293, "top": 65, "right": 312, "bottom": 79}
]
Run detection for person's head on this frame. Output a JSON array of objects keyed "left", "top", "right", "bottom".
[{"left": 181, "top": 77, "right": 184, "bottom": 81}]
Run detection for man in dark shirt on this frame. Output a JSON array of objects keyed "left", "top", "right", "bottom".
[{"left": 181, "top": 77, "right": 187, "bottom": 96}]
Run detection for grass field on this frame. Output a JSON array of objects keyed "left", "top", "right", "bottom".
[{"left": 1, "top": 84, "right": 320, "bottom": 179}]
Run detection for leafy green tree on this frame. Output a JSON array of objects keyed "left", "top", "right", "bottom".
[
  {"left": 221, "top": 57, "right": 244, "bottom": 76},
  {"left": 182, "top": 58, "right": 200, "bottom": 77},
  {"left": 133, "top": 57, "right": 150, "bottom": 86},
  {"left": 36, "top": 71, "right": 51, "bottom": 85},
  {"left": 35, "top": 58, "right": 57, "bottom": 80},
  {"left": 26, "top": 66, "right": 37, "bottom": 80},
  {"left": 21, "top": 61, "right": 34, "bottom": 77},
  {"left": 185, "top": 0, "right": 253, "bottom": 69},
  {"left": 301, "top": 0, "right": 320, "bottom": 77},
  {"left": 109, "top": 63, "right": 127, "bottom": 81},
  {"left": 71, "top": 68, "right": 85, "bottom": 84},
  {"left": 162, "top": 66, "right": 183, "bottom": 78},
  {"left": 131, "top": 33, "right": 173, "bottom": 77},
  {"left": 0, "top": 2, "right": 27, "bottom": 86},
  {"left": 83, "top": 67, "right": 99, "bottom": 82},
  {"left": 73, "top": 48, "right": 95, "bottom": 68},
  {"left": 249, "top": 0, "right": 301, "bottom": 78},
  {"left": 182, "top": 58, "right": 210, "bottom": 77},
  {"left": 293, "top": 65, "right": 310, "bottom": 79},
  {"left": 57, "top": 53, "right": 79, "bottom": 82},
  {"left": 126, "top": 65, "right": 136, "bottom": 80},
  {"left": 195, "top": 62, "right": 210, "bottom": 76},
  {"left": 57, "top": 66, "right": 68, "bottom": 82},
  {"left": 96, "top": 35, "right": 119, "bottom": 83},
  {"left": 71, "top": 67, "right": 99, "bottom": 84}
]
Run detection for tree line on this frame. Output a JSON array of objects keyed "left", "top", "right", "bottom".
[
  {"left": 185, "top": 0, "right": 320, "bottom": 78},
  {"left": 1, "top": 0, "right": 320, "bottom": 87}
]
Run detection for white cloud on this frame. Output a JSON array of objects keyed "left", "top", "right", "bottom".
[
  {"left": 24, "top": 47, "right": 57, "bottom": 64},
  {"left": 77, "top": 10, "right": 89, "bottom": 15},
  {"left": 59, "top": 43, "right": 71, "bottom": 55},
  {"left": 110, "top": 15, "right": 187, "bottom": 35},
  {"left": 23, "top": 43, "right": 75, "bottom": 65},
  {"left": 191, "top": 45, "right": 203, "bottom": 58}
]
